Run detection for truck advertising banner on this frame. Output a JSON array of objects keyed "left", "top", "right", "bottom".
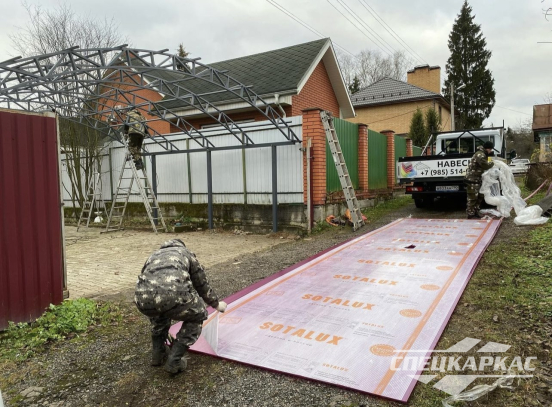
[
  {"left": 171, "top": 218, "right": 501, "bottom": 402},
  {"left": 398, "top": 158, "right": 472, "bottom": 179}
]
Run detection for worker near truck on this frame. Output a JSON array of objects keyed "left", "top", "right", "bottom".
[
  {"left": 134, "top": 239, "right": 227, "bottom": 374},
  {"left": 464, "top": 141, "right": 495, "bottom": 219}
]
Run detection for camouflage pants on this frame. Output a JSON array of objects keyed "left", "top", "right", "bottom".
[
  {"left": 146, "top": 301, "right": 208, "bottom": 348},
  {"left": 466, "top": 182, "right": 483, "bottom": 216},
  {"left": 126, "top": 133, "right": 144, "bottom": 161}
]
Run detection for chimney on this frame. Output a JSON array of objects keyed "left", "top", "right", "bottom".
[{"left": 407, "top": 65, "right": 441, "bottom": 94}]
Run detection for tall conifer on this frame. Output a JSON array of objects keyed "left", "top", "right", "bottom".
[{"left": 443, "top": 1, "right": 495, "bottom": 129}]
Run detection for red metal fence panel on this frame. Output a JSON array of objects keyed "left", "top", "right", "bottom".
[{"left": 0, "top": 109, "right": 64, "bottom": 330}]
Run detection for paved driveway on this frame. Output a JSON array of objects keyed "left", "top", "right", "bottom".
[{"left": 64, "top": 226, "right": 285, "bottom": 299}]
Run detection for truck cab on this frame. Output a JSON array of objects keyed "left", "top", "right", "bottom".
[
  {"left": 433, "top": 129, "right": 505, "bottom": 158},
  {"left": 397, "top": 128, "right": 505, "bottom": 208}
]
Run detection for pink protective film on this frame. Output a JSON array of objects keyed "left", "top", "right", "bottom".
[{"left": 170, "top": 218, "right": 501, "bottom": 401}]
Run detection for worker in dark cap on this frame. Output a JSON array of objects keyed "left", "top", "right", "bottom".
[
  {"left": 464, "top": 140, "right": 495, "bottom": 219},
  {"left": 134, "top": 239, "right": 227, "bottom": 374}
]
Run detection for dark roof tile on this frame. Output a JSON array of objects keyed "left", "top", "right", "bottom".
[{"left": 351, "top": 77, "right": 443, "bottom": 107}]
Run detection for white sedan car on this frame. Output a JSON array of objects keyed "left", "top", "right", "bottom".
[{"left": 509, "top": 158, "right": 530, "bottom": 175}]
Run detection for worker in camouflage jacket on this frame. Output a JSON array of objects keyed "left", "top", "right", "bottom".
[
  {"left": 464, "top": 141, "right": 495, "bottom": 219},
  {"left": 123, "top": 108, "right": 148, "bottom": 170},
  {"left": 134, "top": 239, "right": 227, "bottom": 374}
]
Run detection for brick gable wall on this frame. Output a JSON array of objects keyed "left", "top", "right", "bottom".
[{"left": 292, "top": 61, "right": 340, "bottom": 117}]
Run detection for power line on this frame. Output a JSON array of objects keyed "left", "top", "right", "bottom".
[
  {"left": 334, "top": 0, "right": 397, "bottom": 56},
  {"left": 326, "top": 0, "right": 392, "bottom": 57},
  {"left": 494, "top": 105, "right": 532, "bottom": 116},
  {"left": 266, "top": 0, "right": 356, "bottom": 57},
  {"left": 367, "top": 104, "right": 433, "bottom": 125},
  {"left": 357, "top": 0, "right": 427, "bottom": 65}
]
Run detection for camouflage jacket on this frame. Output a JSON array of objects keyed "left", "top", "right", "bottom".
[
  {"left": 134, "top": 240, "right": 220, "bottom": 313},
  {"left": 124, "top": 109, "right": 148, "bottom": 137},
  {"left": 465, "top": 146, "right": 494, "bottom": 182}
]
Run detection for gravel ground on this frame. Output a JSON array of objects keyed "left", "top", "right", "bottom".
[{"left": 0, "top": 198, "right": 542, "bottom": 407}]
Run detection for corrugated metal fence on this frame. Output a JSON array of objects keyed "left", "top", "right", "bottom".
[
  {"left": 0, "top": 109, "right": 64, "bottom": 329},
  {"left": 61, "top": 117, "right": 304, "bottom": 206},
  {"left": 326, "top": 118, "right": 359, "bottom": 193},
  {"left": 368, "top": 129, "right": 388, "bottom": 190}
]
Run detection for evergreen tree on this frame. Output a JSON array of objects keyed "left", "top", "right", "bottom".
[
  {"left": 348, "top": 76, "right": 361, "bottom": 95},
  {"left": 409, "top": 108, "right": 426, "bottom": 146},
  {"left": 443, "top": 1, "right": 495, "bottom": 130},
  {"left": 425, "top": 107, "right": 441, "bottom": 137},
  {"left": 176, "top": 43, "right": 189, "bottom": 71}
]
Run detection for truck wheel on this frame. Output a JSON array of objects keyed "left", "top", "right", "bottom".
[{"left": 414, "top": 198, "right": 424, "bottom": 208}]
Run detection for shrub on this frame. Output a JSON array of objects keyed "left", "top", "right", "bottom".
[{"left": 0, "top": 298, "right": 121, "bottom": 361}]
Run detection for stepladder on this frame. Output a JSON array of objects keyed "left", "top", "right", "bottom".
[
  {"left": 77, "top": 169, "right": 109, "bottom": 231},
  {"left": 320, "top": 110, "right": 365, "bottom": 231},
  {"left": 103, "top": 143, "right": 167, "bottom": 234}
]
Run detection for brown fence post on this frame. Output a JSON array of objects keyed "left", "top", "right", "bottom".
[
  {"left": 406, "top": 138, "right": 413, "bottom": 157},
  {"left": 381, "top": 129, "right": 396, "bottom": 189},
  {"left": 302, "top": 108, "right": 327, "bottom": 206},
  {"left": 358, "top": 124, "right": 368, "bottom": 191}
]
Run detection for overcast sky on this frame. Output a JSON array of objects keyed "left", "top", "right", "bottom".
[{"left": 0, "top": 0, "right": 550, "bottom": 129}]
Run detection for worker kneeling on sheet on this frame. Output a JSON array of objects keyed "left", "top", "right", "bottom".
[
  {"left": 134, "top": 239, "right": 227, "bottom": 374},
  {"left": 465, "top": 141, "right": 495, "bottom": 219}
]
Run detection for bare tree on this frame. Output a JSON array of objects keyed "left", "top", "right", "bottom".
[
  {"left": 10, "top": 2, "right": 127, "bottom": 218},
  {"left": 10, "top": 2, "right": 125, "bottom": 56},
  {"left": 335, "top": 50, "right": 357, "bottom": 92},
  {"left": 337, "top": 48, "right": 411, "bottom": 92},
  {"left": 543, "top": 0, "right": 552, "bottom": 21}
]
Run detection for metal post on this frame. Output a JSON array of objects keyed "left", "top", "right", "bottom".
[
  {"left": 306, "top": 138, "right": 312, "bottom": 234},
  {"left": 151, "top": 155, "right": 158, "bottom": 225},
  {"left": 272, "top": 145, "right": 278, "bottom": 233},
  {"left": 207, "top": 150, "right": 213, "bottom": 229},
  {"left": 450, "top": 83, "right": 455, "bottom": 131}
]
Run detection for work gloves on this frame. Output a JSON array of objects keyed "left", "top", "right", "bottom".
[{"left": 215, "top": 301, "right": 227, "bottom": 313}]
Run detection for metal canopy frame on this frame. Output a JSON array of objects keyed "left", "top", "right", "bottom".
[
  {"left": 0, "top": 45, "right": 300, "bottom": 151},
  {"left": 0, "top": 46, "right": 301, "bottom": 231}
]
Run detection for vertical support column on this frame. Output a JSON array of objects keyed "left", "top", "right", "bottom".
[
  {"left": 186, "top": 139, "right": 192, "bottom": 203},
  {"left": 151, "top": 155, "right": 158, "bottom": 225},
  {"left": 272, "top": 145, "right": 278, "bottom": 233},
  {"left": 358, "top": 124, "right": 369, "bottom": 192},
  {"left": 207, "top": 150, "right": 213, "bottom": 230},
  {"left": 406, "top": 138, "right": 413, "bottom": 157},
  {"left": 242, "top": 134, "right": 248, "bottom": 205},
  {"left": 381, "top": 130, "right": 396, "bottom": 189},
  {"left": 108, "top": 147, "right": 114, "bottom": 202},
  {"left": 301, "top": 108, "right": 327, "bottom": 207}
]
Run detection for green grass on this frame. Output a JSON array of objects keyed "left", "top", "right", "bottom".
[
  {"left": 403, "top": 221, "right": 551, "bottom": 407},
  {"left": 362, "top": 195, "right": 412, "bottom": 223},
  {"left": 0, "top": 299, "right": 123, "bottom": 362}
]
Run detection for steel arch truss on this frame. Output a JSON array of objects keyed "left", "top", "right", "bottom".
[{"left": 0, "top": 45, "right": 300, "bottom": 151}]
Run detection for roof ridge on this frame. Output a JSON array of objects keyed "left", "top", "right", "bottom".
[
  {"left": 207, "top": 38, "right": 329, "bottom": 66},
  {"left": 354, "top": 76, "right": 441, "bottom": 96}
]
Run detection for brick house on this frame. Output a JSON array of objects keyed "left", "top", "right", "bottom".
[
  {"left": 348, "top": 65, "right": 451, "bottom": 138},
  {"left": 147, "top": 38, "right": 355, "bottom": 130},
  {"left": 532, "top": 103, "right": 552, "bottom": 162}
]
